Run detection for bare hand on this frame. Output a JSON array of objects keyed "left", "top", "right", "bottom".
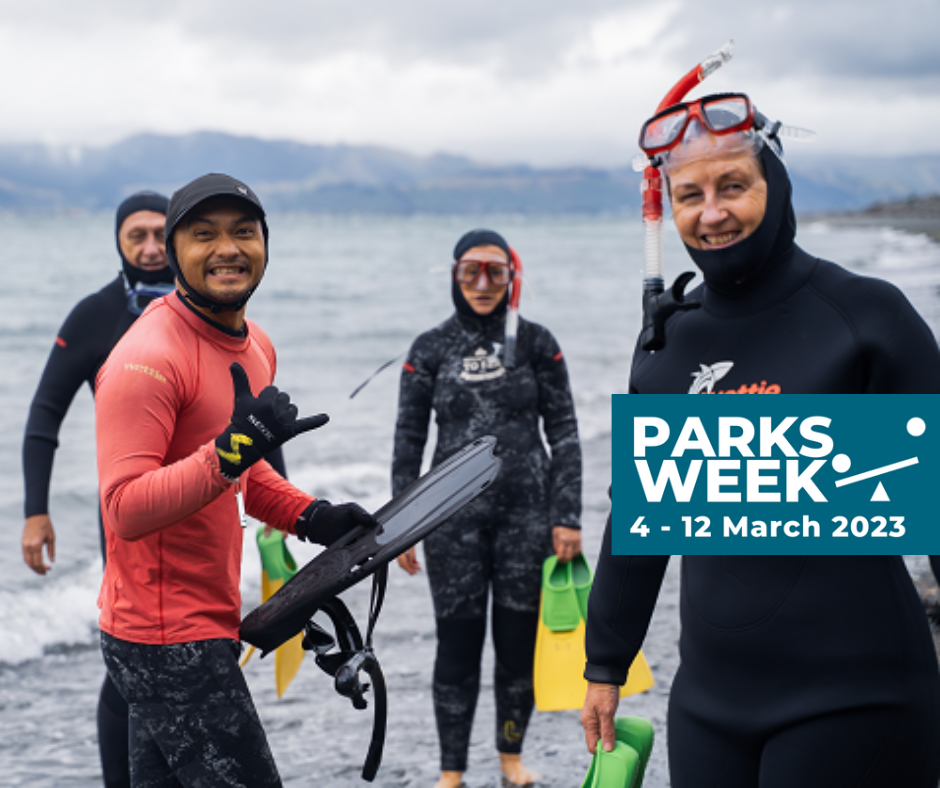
[
  {"left": 23, "top": 514, "right": 56, "bottom": 575},
  {"left": 396, "top": 546, "right": 421, "bottom": 575},
  {"left": 553, "top": 526, "right": 582, "bottom": 564},
  {"left": 581, "top": 681, "right": 619, "bottom": 754}
]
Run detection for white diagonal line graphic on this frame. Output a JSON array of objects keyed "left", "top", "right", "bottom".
[{"left": 834, "top": 457, "right": 919, "bottom": 487}]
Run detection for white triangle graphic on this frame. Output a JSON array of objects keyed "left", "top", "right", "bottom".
[{"left": 871, "top": 481, "right": 890, "bottom": 502}]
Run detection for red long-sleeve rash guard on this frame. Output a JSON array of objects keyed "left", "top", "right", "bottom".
[{"left": 96, "top": 293, "right": 314, "bottom": 644}]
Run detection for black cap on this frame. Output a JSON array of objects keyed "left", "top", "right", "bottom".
[
  {"left": 166, "top": 173, "right": 265, "bottom": 238},
  {"left": 453, "top": 228, "right": 511, "bottom": 262},
  {"left": 165, "top": 174, "right": 269, "bottom": 313}
]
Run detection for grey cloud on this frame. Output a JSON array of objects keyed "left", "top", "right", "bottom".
[
  {"left": 0, "top": 0, "right": 632, "bottom": 76},
  {"left": 4, "top": 0, "right": 937, "bottom": 92},
  {"left": 176, "top": 0, "right": 634, "bottom": 77},
  {"left": 658, "top": 0, "right": 940, "bottom": 84}
]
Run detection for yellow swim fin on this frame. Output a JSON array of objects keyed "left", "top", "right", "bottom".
[
  {"left": 533, "top": 554, "right": 653, "bottom": 712},
  {"left": 248, "top": 528, "right": 306, "bottom": 697}
]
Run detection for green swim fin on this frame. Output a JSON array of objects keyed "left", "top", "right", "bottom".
[
  {"left": 581, "top": 717, "right": 654, "bottom": 788},
  {"left": 570, "top": 552, "right": 593, "bottom": 620},
  {"left": 541, "top": 555, "right": 581, "bottom": 631},
  {"left": 534, "top": 555, "right": 655, "bottom": 712},
  {"left": 533, "top": 555, "right": 587, "bottom": 711},
  {"left": 614, "top": 717, "right": 654, "bottom": 787},
  {"left": 581, "top": 741, "right": 640, "bottom": 788},
  {"left": 256, "top": 528, "right": 305, "bottom": 697}
]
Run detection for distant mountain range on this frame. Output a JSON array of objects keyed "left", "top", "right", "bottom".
[{"left": 0, "top": 131, "right": 937, "bottom": 215}]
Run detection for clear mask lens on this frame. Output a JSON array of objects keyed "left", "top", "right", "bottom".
[
  {"left": 642, "top": 109, "right": 689, "bottom": 151},
  {"left": 702, "top": 96, "right": 750, "bottom": 131}
]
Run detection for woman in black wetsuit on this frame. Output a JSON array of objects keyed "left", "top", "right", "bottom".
[
  {"left": 392, "top": 229, "right": 583, "bottom": 788},
  {"left": 581, "top": 95, "right": 940, "bottom": 786}
]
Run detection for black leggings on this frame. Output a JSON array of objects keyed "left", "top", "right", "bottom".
[
  {"left": 432, "top": 607, "right": 539, "bottom": 771},
  {"left": 669, "top": 693, "right": 940, "bottom": 787},
  {"left": 424, "top": 498, "right": 550, "bottom": 772},
  {"left": 97, "top": 510, "right": 131, "bottom": 788},
  {"left": 98, "top": 673, "right": 130, "bottom": 787},
  {"left": 100, "top": 633, "right": 281, "bottom": 787}
]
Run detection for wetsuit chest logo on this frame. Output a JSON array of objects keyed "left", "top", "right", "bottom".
[
  {"left": 460, "top": 346, "right": 506, "bottom": 382},
  {"left": 689, "top": 362, "right": 734, "bottom": 394},
  {"left": 690, "top": 362, "right": 783, "bottom": 395}
]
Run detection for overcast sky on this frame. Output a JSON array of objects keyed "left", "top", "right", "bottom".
[{"left": 0, "top": 0, "right": 937, "bottom": 166}]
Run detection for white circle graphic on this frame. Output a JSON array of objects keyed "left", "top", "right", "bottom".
[
  {"left": 832, "top": 454, "right": 851, "bottom": 473},
  {"left": 907, "top": 417, "right": 926, "bottom": 437}
]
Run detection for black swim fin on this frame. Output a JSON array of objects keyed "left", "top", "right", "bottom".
[{"left": 239, "top": 435, "right": 501, "bottom": 654}]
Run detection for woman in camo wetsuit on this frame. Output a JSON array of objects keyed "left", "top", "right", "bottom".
[{"left": 392, "top": 229, "right": 583, "bottom": 788}]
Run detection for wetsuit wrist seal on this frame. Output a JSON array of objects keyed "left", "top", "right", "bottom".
[{"left": 295, "top": 500, "right": 331, "bottom": 542}]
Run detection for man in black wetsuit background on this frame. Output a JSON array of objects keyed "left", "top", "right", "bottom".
[
  {"left": 20, "top": 191, "right": 171, "bottom": 788},
  {"left": 581, "top": 94, "right": 940, "bottom": 787},
  {"left": 22, "top": 191, "right": 172, "bottom": 576}
]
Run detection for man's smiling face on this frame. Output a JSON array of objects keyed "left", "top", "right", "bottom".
[{"left": 173, "top": 196, "right": 266, "bottom": 307}]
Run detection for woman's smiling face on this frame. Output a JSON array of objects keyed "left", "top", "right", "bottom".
[{"left": 669, "top": 150, "right": 768, "bottom": 251}]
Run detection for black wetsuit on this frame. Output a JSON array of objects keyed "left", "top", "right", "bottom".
[
  {"left": 585, "top": 146, "right": 940, "bottom": 787},
  {"left": 393, "top": 305, "right": 581, "bottom": 772},
  {"left": 24, "top": 275, "right": 135, "bottom": 548},
  {"left": 22, "top": 273, "right": 143, "bottom": 788}
]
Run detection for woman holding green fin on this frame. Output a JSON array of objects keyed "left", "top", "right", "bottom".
[
  {"left": 392, "top": 229, "right": 583, "bottom": 787},
  {"left": 583, "top": 57, "right": 940, "bottom": 788}
]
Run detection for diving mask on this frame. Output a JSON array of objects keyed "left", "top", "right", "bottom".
[
  {"left": 635, "top": 92, "right": 815, "bottom": 172},
  {"left": 125, "top": 277, "right": 175, "bottom": 316}
]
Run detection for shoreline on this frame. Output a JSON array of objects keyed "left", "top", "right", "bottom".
[{"left": 803, "top": 197, "right": 940, "bottom": 243}]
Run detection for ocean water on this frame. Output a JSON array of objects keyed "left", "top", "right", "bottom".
[{"left": 0, "top": 213, "right": 938, "bottom": 787}]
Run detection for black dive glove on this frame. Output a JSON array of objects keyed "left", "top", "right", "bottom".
[
  {"left": 216, "top": 363, "right": 328, "bottom": 481},
  {"left": 296, "top": 500, "right": 377, "bottom": 547}
]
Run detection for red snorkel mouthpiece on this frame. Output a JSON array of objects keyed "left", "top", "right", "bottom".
[
  {"left": 639, "top": 40, "right": 733, "bottom": 352},
  {"left": 504, "top": 247, "right": 523, "bottom": 368}
]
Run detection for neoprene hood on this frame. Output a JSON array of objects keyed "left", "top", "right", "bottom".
[
  {"left": 115, "top": 190, "right": 172, "bottom": 287},
  {"left": 165, "top": 173, "right": 269, "bottom": 312},
  {"left": 683, "top": 144, "right": 796, "bottom": 294},
  {"left": 451, "top": 228, "right": 511, "bottom": 319},
  {"left": 453, "top": 228, "right": 511, "bottom": 262}
]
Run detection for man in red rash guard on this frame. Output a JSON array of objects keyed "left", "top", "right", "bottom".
[{"left": 95, "top": 173, "right": 376, "bottom": 787}]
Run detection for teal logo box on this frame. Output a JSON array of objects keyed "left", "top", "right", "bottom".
[{"left": 612, "top": 395, "right": 940, "bottom": 555}]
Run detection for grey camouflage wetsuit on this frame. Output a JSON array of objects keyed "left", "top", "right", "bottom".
[
  {"left": 393, "top": 308, "right": 581, "bottom": 772},
  {"left": 100, "top": 633, "right": 281, "bottom": 787}
]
